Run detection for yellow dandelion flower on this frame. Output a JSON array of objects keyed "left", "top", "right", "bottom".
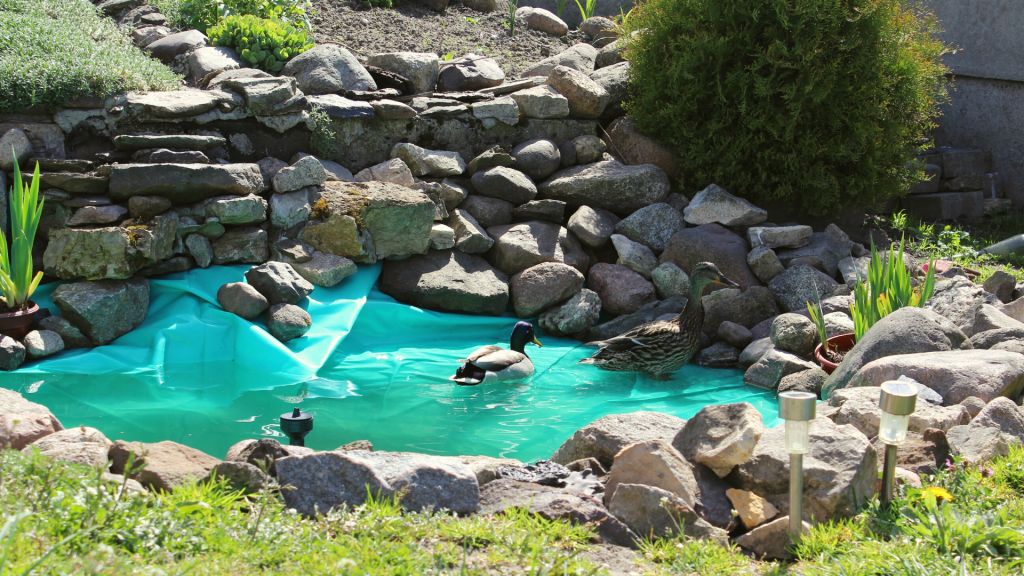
[{"left": 922, "top": 486, "right": 953, "bottom": 502}]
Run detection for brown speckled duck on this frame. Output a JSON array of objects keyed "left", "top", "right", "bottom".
[{"left": 580, "top": 262, "right": 739, "bottom": 379}]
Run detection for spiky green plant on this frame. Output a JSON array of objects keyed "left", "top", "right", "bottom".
[
  {"left": 1, "top": 150, "right": 45, "bottom": 311},
  {"left": 850, "top": 235, "right": 936, "bottom": 340},
  {"left": 806, "top": 285, "right": 830, "bottom": 353}
]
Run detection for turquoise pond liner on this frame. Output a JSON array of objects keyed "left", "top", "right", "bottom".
[{"left": 0, "top": 264, "right": 781, "bottom": 461}]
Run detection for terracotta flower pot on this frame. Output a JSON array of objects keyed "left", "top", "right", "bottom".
[
  {"left": 815, "top": 332, "right": 856, "bottom": 375},
  {"left": 0, "top": 301, "right": 39, "bottom": 341}
]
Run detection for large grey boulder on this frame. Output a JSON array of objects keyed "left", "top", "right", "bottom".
[
  {"left": 590, "top": 61, "right": 629, "bottom": 120},
  {"left": 204, "top": 194, "right": 267, "bottom": 225},
  {"left": 145, "top": 29, "right": 206, "bottom": 63},
  {"left": 702, "top": 286, "right": 780, "bottom": 337},
  {"left": 610, "top": 234, "right": 658, "bottom": 279},
  {"left": 538, "top": 161, "right": 670, "bottom": 216},
  {"left": 109, "top": 440, "right": 221, "bottom": 491},
  {"left": 392, "top": 143, "right": 466, "bottom": 177},
  {"left": 244, "top": 262, "right": 315, "bottom": 305},
  {"left": 0, "top": 128, "right": 32, "bottom": 172},
  {"left": 511, "top": 139, "right": 561, "bottom": 181},
  {"left": 962, "top": 304, "right": 1024, "bottom": 338},
  {"left": 51, "top": 278, "right": 149, "bottom": 345},
  {"left": 300, "top": 181, "right": 435, "bottom": 263},
  {"left": 273, "top": 156, "right": 327, "bottom": 193},
  {"left": 672, "top": 403, "right": 765, "bottom": 477},
  {"left": 291, "top": 252, "right": 356, "bottom": 288},
  {"left": 217, "top": 282, "right": 269, "bottom": 320},
  {"left": 660, "top": 224, "right": 761, "bottom": 291},
  {"left": 926, "top": 276, "right": 1002, "bottom": 332},
  {"left": 550, "top": 411, "right": 686, "bottom": 470},
  {"left": 109, "top": 164, "right": 263, "bottom": 204},
  {"left": 366, "top": 52, "right": 439, "bottom": 94},
  {"left": 948, "top": 397, "right": 1024, "bottom": 463},
  {"left": 459, "top": 195, "right": 513, "bottom": 228},
  {"left": 768, "top": 265, "right": 841, "bottom": 312},
  {"left": 683, "top": 184, "right": 767, "bottom": 227},
  {"left": 37, "top": 316, "right": 90, "bottom": 350},
  {"left": 478, "top": 479, "right": 638, "bottom": 548},
  {"left": 345, "top": 451, "right": 479, "bottom": 514},
  {"left": 23, "top": 427, "right": 111, "bottom": 468},
  {"left": 743, "top": 349, "right": 817, "bottom": 391},
  {"left": 747, "top": 247, "right": 786, "bottom": 284},
  {"left": 538, "top": 288, "right": 601, "bottom": 337},
  {"left": 729, "top": 417, "right": 877, "bottom": 522},
  {"left": 472, "top": 166, "right": 537, "bottom": 204},
  {"left": 281, "top": 44, "right": 376, "bottom": 94},
  {"left": 23, "top": 330, "right": 64, "bottom": 359},
  {"left": 275, "top": 451, "right": 393, "bottom": 516},
  {"left": 828, "top": 386, "right": 970, "bottom": 438},
  {"left": 437, "top": 55, "right": 504, "bottom": 91},
  {"left": 775, "top": 231, "right": 852, "bottom": 278},
  {"left": 269, "top": 189, "right": 312, "bottom": 230},
  {"left": 845, "top": 350, "right": 1024, "bottom": 405},
  {"left": 448, "top": 209, "right": 494, "bottom": 253},
  {"left": 748, "top": 225, "right": 813, "bottom": 251},
  {"left": 652, "top": 262, "right": 690, "bottom": 300},
  {"left": 510, "top": 262, "right": 584, "bottom": 318},
  {"left": 613, "top": 203, "right": 687, "bottom": 253},
  {"left": 188, "top": 46, "right": 243, "bottom": 78},
  {"left": 44, "top": 214, "right": 177, "bottom": 280},
  {"left": 519, "top": 44, "right": 598, "bottom": 78},
  {"left": 380, "top": 250, "right": 509, "bottom": 316},
  {"left": 587, "top": 263, "right": 656, "bottom": 315},
  {"left": 211, "top": 227, "right": 269, "bottom": 265},
  {"left": 736, "top": 516, "right": 811, "bottom": 560},
  {"left": 486, "top": 220, "right": 588, "bottom": 276},
  {"left": 567, "top": 205, "right": 619, "bottom": 249},
  {"left": 608, "top": 483, "right": 726, "bottom": 543},
  {"left": 0, "top": 388, "right": 63, "bottom": 450},
  {"left": 770, "top": 313, "right": 818, "bottom": 357},
  {"left": 545, "top": 65, "right": 609, "bottom": 119},
  {"left": 508, "top": 85, "right": 569, "bottom": 119},
  {"left": 603, "top": 440, "right": 697, "bottom": 507},
  {"left": 822, "top": 307, "right": 972, "bottom": 399}
]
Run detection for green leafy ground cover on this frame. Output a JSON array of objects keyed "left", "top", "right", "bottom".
[
  {"left": 5, "top": 445, "right": 1024, "bottom": 574},
  {"left": 0, "top": 0, "right": 180, "bottom": 113},
  {"left": 883, "top": 209, "right": 1024, "bottom": 284}
]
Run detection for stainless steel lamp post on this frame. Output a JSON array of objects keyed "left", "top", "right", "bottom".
[
  {"left": 779, "top": 391, "right": 816, "bottom": 543},
  {"left": 878, "top": 380, "right": 918, "bottom": 510}
]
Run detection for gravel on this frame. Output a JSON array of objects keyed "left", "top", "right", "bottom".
[{"left": 309, "top": 0, "right": 589, "bottom": 77}]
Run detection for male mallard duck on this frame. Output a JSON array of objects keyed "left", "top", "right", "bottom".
[
  {"left": 450, "top": 322, "right": 543, "bottom": 386},
  {"left": 580, "top": 262, "right": 739, "bottom": 379}
]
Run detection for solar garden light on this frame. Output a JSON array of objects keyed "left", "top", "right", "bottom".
[
  {"left": 779, "top": 391, "right": 816, "bottom": 543},
  {"left": 878, "top": 380, "right": 918, "bottom": 510},
  {"left": 280, "top": 407, "right": 314, "bottom": 446}
]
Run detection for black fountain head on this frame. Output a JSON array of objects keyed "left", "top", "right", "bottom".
[{"left": 280, "top": 407, "right": 313, "bottom": 446}]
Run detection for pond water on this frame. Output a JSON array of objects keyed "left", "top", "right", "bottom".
[{"left": 0, "top": 264, "right": 780, "bottom": 461}]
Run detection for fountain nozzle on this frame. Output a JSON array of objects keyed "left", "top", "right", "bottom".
[{"left": 280, "top": 407, "right": 313, "bottom": 447}]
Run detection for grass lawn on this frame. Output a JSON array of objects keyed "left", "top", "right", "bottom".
[
  {"left": 4, "top": 445, "right": 1024, "bottom": 575},
  {"left": 0, "top": 0, "right": 180, "bottom": 113}
]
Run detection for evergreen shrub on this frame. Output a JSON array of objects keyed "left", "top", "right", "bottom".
[{"left": 622, "top": 0, "right": 951, "bottom": 214}]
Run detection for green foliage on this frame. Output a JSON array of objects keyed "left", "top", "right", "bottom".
[
  {"left": 308, "top": 106, "right": 342, "bottom": 162},
  {"left": 176, "top": 0, "right": 312, "bottom": 33},
  {"left": 0, "top": 449, "right": 600, "bottom": 575},
  {"left": 509, "top": 0, "right": 519, "bottom": 37},
  {"left": 573, "top": 0, "right": 597, "bottom": 22},
  {"left": 208, "top": 14, "right": 313, "bottom": 73},
  {"left": 850, "top": 235, "right": 935, "bottom": 340},
  {"left": 555, "top": 0, "right": 569, "bottom": 18},
  {"left": 806, "top": 285, "right": 829, "bottom": 351},
  {"left": 621, "top": 0, "right": 951, "bottom": 214},
  {"left": 1, "top": 153, "right": 44, "bottom": 311},
  {"left": 641, "top": 537, "right": 753, "bottom": 574},
  {"left": 0, "top": 0, "right": 181, "bottom": 113},
  {"left": 902, "top": 491, "right": 1024, "bottom": 559}
]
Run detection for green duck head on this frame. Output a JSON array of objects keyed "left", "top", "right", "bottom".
[
  {"left": 510, "top": 321, "right": 543, "bottom": 353},
  {"left": 690, "top": 262, "right": 740, "bottom": 295}
]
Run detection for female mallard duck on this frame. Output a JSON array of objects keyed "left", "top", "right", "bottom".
[
  {"left": 450, "top": 322, "right": 543, "bottom": 386},
  {"left": 580, "top": 262, "right": 739, "bottom": 379}
]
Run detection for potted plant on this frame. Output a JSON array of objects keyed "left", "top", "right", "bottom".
[
  {"left": 809, "top": 235, "right": 936, "bottom": 374},
  {"left": 0, "top": 150, "right": 45, "bottom": 340}
]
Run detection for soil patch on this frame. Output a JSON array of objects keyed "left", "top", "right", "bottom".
[{"left": 309, "top": 0, "right": 589, "bottom": 77}]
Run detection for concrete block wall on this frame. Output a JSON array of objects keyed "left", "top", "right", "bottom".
[{"left": 928, "top": 0, "right": 1024, "bottom": 205}]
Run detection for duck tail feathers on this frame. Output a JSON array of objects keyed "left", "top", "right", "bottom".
[{"left": 452, "top": 362, "right": 486, "bottom": 385}]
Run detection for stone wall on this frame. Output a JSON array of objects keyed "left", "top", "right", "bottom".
[{"left": 928, "top": 0, "right": 1024, "bottom": 205}]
